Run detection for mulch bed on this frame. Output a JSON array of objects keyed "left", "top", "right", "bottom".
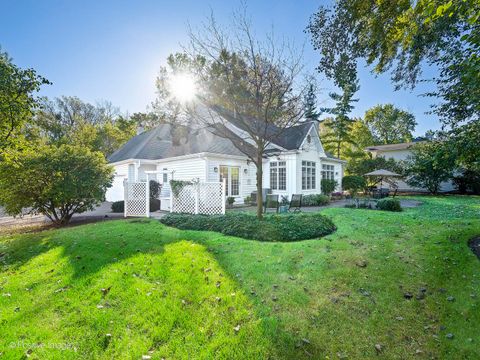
[{"left": 468, "top": 236, "right": 480, "bottom": 260}]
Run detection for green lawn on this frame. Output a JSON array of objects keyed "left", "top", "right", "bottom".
[{"left": 1, "top": 196, "right": 479, "bottom": 359}]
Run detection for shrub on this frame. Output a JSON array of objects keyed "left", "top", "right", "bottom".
[
  {"left": 302, "top": 194, "right": 330, "bottom": 206},
  {"left": 0, "top": 144, "right": 113, "bottom": 225},
  {"left": 321, "top": 179, "right": 337, "bottom": 195},
  {"left": 160, "top": 212, "right": 336, "bottom": 242},
  {"left": 244, "top": 195, "right": 251, "bottom": 204},
  {"left": 376, "top": 198, "right": 402, "bottom": 212},
  {"left": 342, "top": 175, "right": 366, "bottom": 196},
  {"left": 111, "top": 201, "right": 124, "bottom": 213},
  {"left": 227, "top": 197, "right": 235, "bottom": 206},
  {"left": 149, "top": 180, "right": 161, "bottom": 199}
]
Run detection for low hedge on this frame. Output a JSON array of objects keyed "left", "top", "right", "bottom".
[
  {"left": 111, "top": 201, "right": 124, "bottom": 213},
  {"left": 160, "top": 212, "right": 336, "bottom": 242},
  {"left": 376, "top": 198, "right": 402, "bottom": 212},
  {"left": 302, "top": 194, "right": 330, "bottom": 206}
]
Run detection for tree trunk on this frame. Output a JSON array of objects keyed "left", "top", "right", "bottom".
[{"left": 256, "top": 152, "right": 263, "bottom": 220}]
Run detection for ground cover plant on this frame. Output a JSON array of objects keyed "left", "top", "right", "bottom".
[
  {"left": 0, "top": 196, "right": 479, "bottom": 359},
  {"left": 160, "top": 212, "right": 336, "bottom": 242}
]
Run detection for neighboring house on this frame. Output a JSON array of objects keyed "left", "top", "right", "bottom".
[
  {"left": 106, "top": 110, "right": 346, "bottom": 209},
  {"left": 365, "top": 142, "right": 455, "bottom": 192}
]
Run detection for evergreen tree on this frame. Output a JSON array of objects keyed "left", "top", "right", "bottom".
[
  {"left": 319, "top": 79, "right": 359, "bottom": 158},
  {"left": 304, "top": 83, "right": 320, "bottom": 121}
]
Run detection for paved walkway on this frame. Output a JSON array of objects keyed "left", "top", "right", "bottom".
[
  {"left": 0, "top": 198, "right": 421, "bottom": 231},
  {"left": 229, "top": 198, "right": 422, "bottom": 213},
  {"left": 0, "top": 202, "right": 125, "bottom": 231}
]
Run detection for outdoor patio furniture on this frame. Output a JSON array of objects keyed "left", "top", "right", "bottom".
[
  {"left": 264, "top": 194, "right": 280, "bottom": 213},
  {"left": 250, "top": 189, "right": 272, "bottom": 206},
  {"left": 372, "top": 188, "right": 390, "bottom": 199},
  {"left": 288, "top": 194, "right": 302, "bottom": 212}
]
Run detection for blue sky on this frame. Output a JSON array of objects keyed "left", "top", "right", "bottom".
[{"left": 2, "top": 0, "right": 441, "bottom": 135}]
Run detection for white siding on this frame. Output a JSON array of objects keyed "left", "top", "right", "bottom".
[
  {"left": 376, "top": 149, "right": 455, "bottom": 192},
  {"left": 205, "top": 156, "right": 256, "bottom": 203},
  {"left": 321, "top": 161, "right": 343, "bottom": 192},
  {"left": 156, "top": 157, "right": 207, "bottom": 182},
  {"left": 106, "top": 163, "right": 130, "bottom": 202}
]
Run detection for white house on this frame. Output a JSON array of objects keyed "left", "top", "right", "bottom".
[
  {"left": 106, "top": 109, "right": 346, "bottom": 209},
  {"left": 365, "top": 142, "right": 455, "bottom": 192}
]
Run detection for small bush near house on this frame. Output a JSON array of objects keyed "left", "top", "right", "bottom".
[
  {"left": 342, "top": 175, "right": 366, "bottom": 196},
  {"left": 227, "top": 197, "right": 235, "bottom": 206},
  {"left": 321, "top": 179, "right": 338, "bottom": 196},
  {"left": 377, "top": 198, "right": 402, "bottom": 212},
  {"left": 160, "top": 212, "right": 336, "bottom": 241},
  {"left": 302, "top": 194, "right": 330, "bottom": 206},
  {"left": 111, "top": 201, "right": 125, "bottom": 213}
]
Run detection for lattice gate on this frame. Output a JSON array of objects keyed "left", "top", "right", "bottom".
[
  {"left": 171, "top": 180, "right": 226, "bottom": 215},
  {"left": 124, "top": 180, "right": 149, "bottom": 217}
]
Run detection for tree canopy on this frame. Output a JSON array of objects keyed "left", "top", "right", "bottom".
[
  {"left": 364, "top": 104, "right": 417, "bottom": 144},
  {"left": 30, "top": 96, "right": 136, "bottom": 157},
  {"left": 307, "top": 0, "right": 480, "bottom": 126},
  {"left": 0, "top": 48, "right": 50, "bottom": 157}
]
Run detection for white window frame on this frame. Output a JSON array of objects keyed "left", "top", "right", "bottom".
[
  {"left": 270, "top": 161, "right": 287, "bottom": 191},
  {"left": 322, "top": 164, "right": 335, "bottom": 180},
  {"left": 302, "top": 161, "right": 316, "bottom": 190},
  {"left": 219, "top": 165, "right": 240, "bottom": 197}
]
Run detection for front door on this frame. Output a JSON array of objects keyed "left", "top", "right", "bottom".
[{"left": 219, "top": 166, "right": 240, "bottom": 197}]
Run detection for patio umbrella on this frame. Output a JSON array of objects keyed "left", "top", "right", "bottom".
[{"left": 364, "top": 169, "right": 402, "bottom": 195}]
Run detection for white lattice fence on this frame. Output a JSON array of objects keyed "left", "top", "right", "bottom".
[
  {"left": 171, "top": 180, "right": 225, "bottom": 215},
  {"left": 124, "top": 181, "right": 149, "bottom": 217}
]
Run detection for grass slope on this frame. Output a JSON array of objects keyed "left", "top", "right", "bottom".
[{"left": 0, "top": 196, "right": 479, "bottom": 359}]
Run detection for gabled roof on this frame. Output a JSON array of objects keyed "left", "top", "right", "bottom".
[
  {"left": 108, "top": 124, "right": 245, "bottom": 163},
  {"left": 365, "top": 141, "right": 424, "bottom": 152},
  {"left": 211, "top": 105, "right": 315, "bottom": 150},
  {"left": 108, "top": 107, "right": 324, "bottom": 163}
]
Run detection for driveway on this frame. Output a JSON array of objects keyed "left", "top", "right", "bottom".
[{"left": 0, "top": 202, "right": 125, "bottom": 231}]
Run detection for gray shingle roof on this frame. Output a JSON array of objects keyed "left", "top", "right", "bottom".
[
  {"left": 211, "top": 105, "right": 314, "bottom": 150},
  {"left": 108, "top": 107, "right": 317, "bottom": 163},
  {"left": 108, "top": 124, "right": 245, "bottom": 163}
]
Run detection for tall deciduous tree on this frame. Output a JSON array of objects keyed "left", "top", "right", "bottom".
[
  {"left": 404, "top": 141, "right": 455, "bottom": 194},
  {"left": 364, "top": 104, "right": 417, "bottom": 144},
  {"left": 0, "top": 48, "right": 50, "bottom": 156},
  {"left": 184, "top": 6, "right": 306, "bottom": 219},
  {"left": 307, "top": 0, "right": 479, "bottom": 127},
  {"left": 31, "top": 96, "right": 135, "bottom": 157}
]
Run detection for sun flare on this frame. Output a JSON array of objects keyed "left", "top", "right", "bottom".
[{"left": 169, "top": 73, "right": 197, "bottom": 102}]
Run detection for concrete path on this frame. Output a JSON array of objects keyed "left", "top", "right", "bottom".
[{"left": 229, "top": 198, "right": 422, "bottom": 213}]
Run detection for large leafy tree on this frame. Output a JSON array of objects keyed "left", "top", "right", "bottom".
[
  {"left": 364, "top": 104, "right": 417, "bottom": 144},
  {"left": 31, "top": 96, "right": 135, "bottom": 157},
  {"left": 307, "top": 0, "right": 480, "bottom": 126},
  {"left": 0, "top": 145, "right": 114, "bottom": 225},
  {"left": 404, "top": 141, "right": 455, "bottom": 194},
  {"left": 0, "top": 48, "right": 50, "bottom": 156},
  {"left": 179, "top": 7, "right": 306, "bottom": 219}
]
